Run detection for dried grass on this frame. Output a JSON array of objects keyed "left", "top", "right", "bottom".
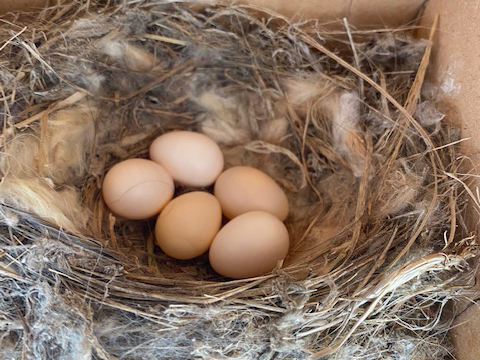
[{"left": 0, "top": 1, "right": 477, "bottom": 359}]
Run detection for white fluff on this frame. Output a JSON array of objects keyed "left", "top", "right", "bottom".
[
  {"left": 330, "top": 92, "right": 368, "bottom": 178},
  {"left": 99, "top": 39, "right": 158, "bottom": 72},
  {"left": 0, "top": 177, "right": 89, "bottom": 234},
  {"left": 0, "top": 104, "right": 96, "bottom": 233},
  {"left": 0, "top": 104, "right": 97, "bottom": 185},
  {"left": 259, "top": 117, "right": 289, "bottom": 144},
  {"left": 284, "top": 76, "right": 367, "bottom": 178},
  {"left": 195, "top": 91, "right": 252, "bottom": 144},
  {"left": 284, "top": 75, "right": 333, "bottom": 116}
]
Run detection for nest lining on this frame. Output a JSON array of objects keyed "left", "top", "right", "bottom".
[{"left": 0, "top": 1, "right": 477, "bottom": 359}]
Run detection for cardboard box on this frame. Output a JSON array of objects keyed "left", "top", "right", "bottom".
[
  {"left": 0, "top": 0, "right": 49, "bottom": 14},
  {"left": 420, "top": 3, "right": 480, "bottom": 358},
  {"left": 235, "top": 0, "right": 425, "bottom": 27},
  {"left": 0, "top": 0, "right": 425, "bottom": 26},
  {"left": 1, "top": 0, "right": 478, "bottom": 359}
]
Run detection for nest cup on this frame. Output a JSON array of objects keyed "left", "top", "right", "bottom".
[{"left": 0, "top": 1, "right": 478, "bottom": 359}]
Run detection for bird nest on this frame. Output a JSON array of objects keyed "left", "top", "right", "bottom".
[{"left": 0, "top": 1, "right": 477, "bottom": 359}]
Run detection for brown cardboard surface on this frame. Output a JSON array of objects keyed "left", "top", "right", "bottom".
[
  {"left": 140, "top": 0, "right": 426, "bottom": 29},
  {"left": 3, "top": 0, "right": 424, "bottom": 27},
  {"left": 451, "top": 302, "right": 480, "bottom": 360},
  {"left": 421, "top": 0, "right": 480, "bottom": 177},
  {"left": 235, "top": 0, "right": 424, "bottom": 27},
  {"left": 0, "top": 0, "right": 49, "bottom": 13},
  {"left": 421, "top": 1, "right": 480, "bottom": 359}
]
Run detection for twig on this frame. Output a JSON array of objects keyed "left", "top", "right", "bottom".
[
  {"left": 143, "top": 33, "right": 187, "bottom": 46},
  {"left": 14, "top": 91, "right": 87, "bottom": 129},
  {"left": 343, "top": 18, "right": 363, "bottom": 96}
]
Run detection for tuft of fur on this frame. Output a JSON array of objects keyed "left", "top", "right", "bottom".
[
  {"left": 196, "top": 91, "right": 253, "bottom": 144},
  {"left": 99, "top": 39, "right": 159, "bottom": 72},
  {"left": 284, "top": 77, "right": 368, "bottom": 177},
  {"left": 372, "top": 160, "right": 424, "bottom": 219},
  {"left": 284, "top": 75, "right": 334, "bottom": 116},
  {"left": 24, "top": 284, "right": 93, "bottom": 360},
  {"left": 1, "top": 104, "right": 97, "bottom": 185},
  {"left": 0, "top": 177, "right": 88, "bottom": 233},
  {"left": 40, "top": 105, "right": 97, "bottom": 185},
  {"left": 329, "top": 92, "right": 368, "bottom": 178},
  {"left": 196, "top": 89, "right": 289, "bottom": 146},
  {"left": 415, "top": 100, "right": 445, "bottom": 134}
]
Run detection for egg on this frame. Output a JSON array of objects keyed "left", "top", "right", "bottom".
[
  {"left": 213, "top": 166, "right": 289, "bottom": 220},
  {"left": 149, "top": 131, "right": 224, "bottom": 187},
  {"left": 209, "top": 211, "right": 289, "bottom": 279},
  {"left": 102, "top": 158, "right": 174, "bottom": 220},
  {"left": 155, "top": 191, "right": 222, "bottom": 260}
]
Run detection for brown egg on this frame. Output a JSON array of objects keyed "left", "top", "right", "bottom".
[
  {"left": 155, "top": 191, "right": 222, "bottom": 260},
  {"left": 213, "top": 166, "right": 289, "bottom": 220},
  {"left": 149, "top": 131, "right": 224, "bottom": 187},
  {"left": 102, "top": 158, "right": 174, "bottom": 220},
  {"left": 209, "top": 211, "right": 289, "bottom": 279}
]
